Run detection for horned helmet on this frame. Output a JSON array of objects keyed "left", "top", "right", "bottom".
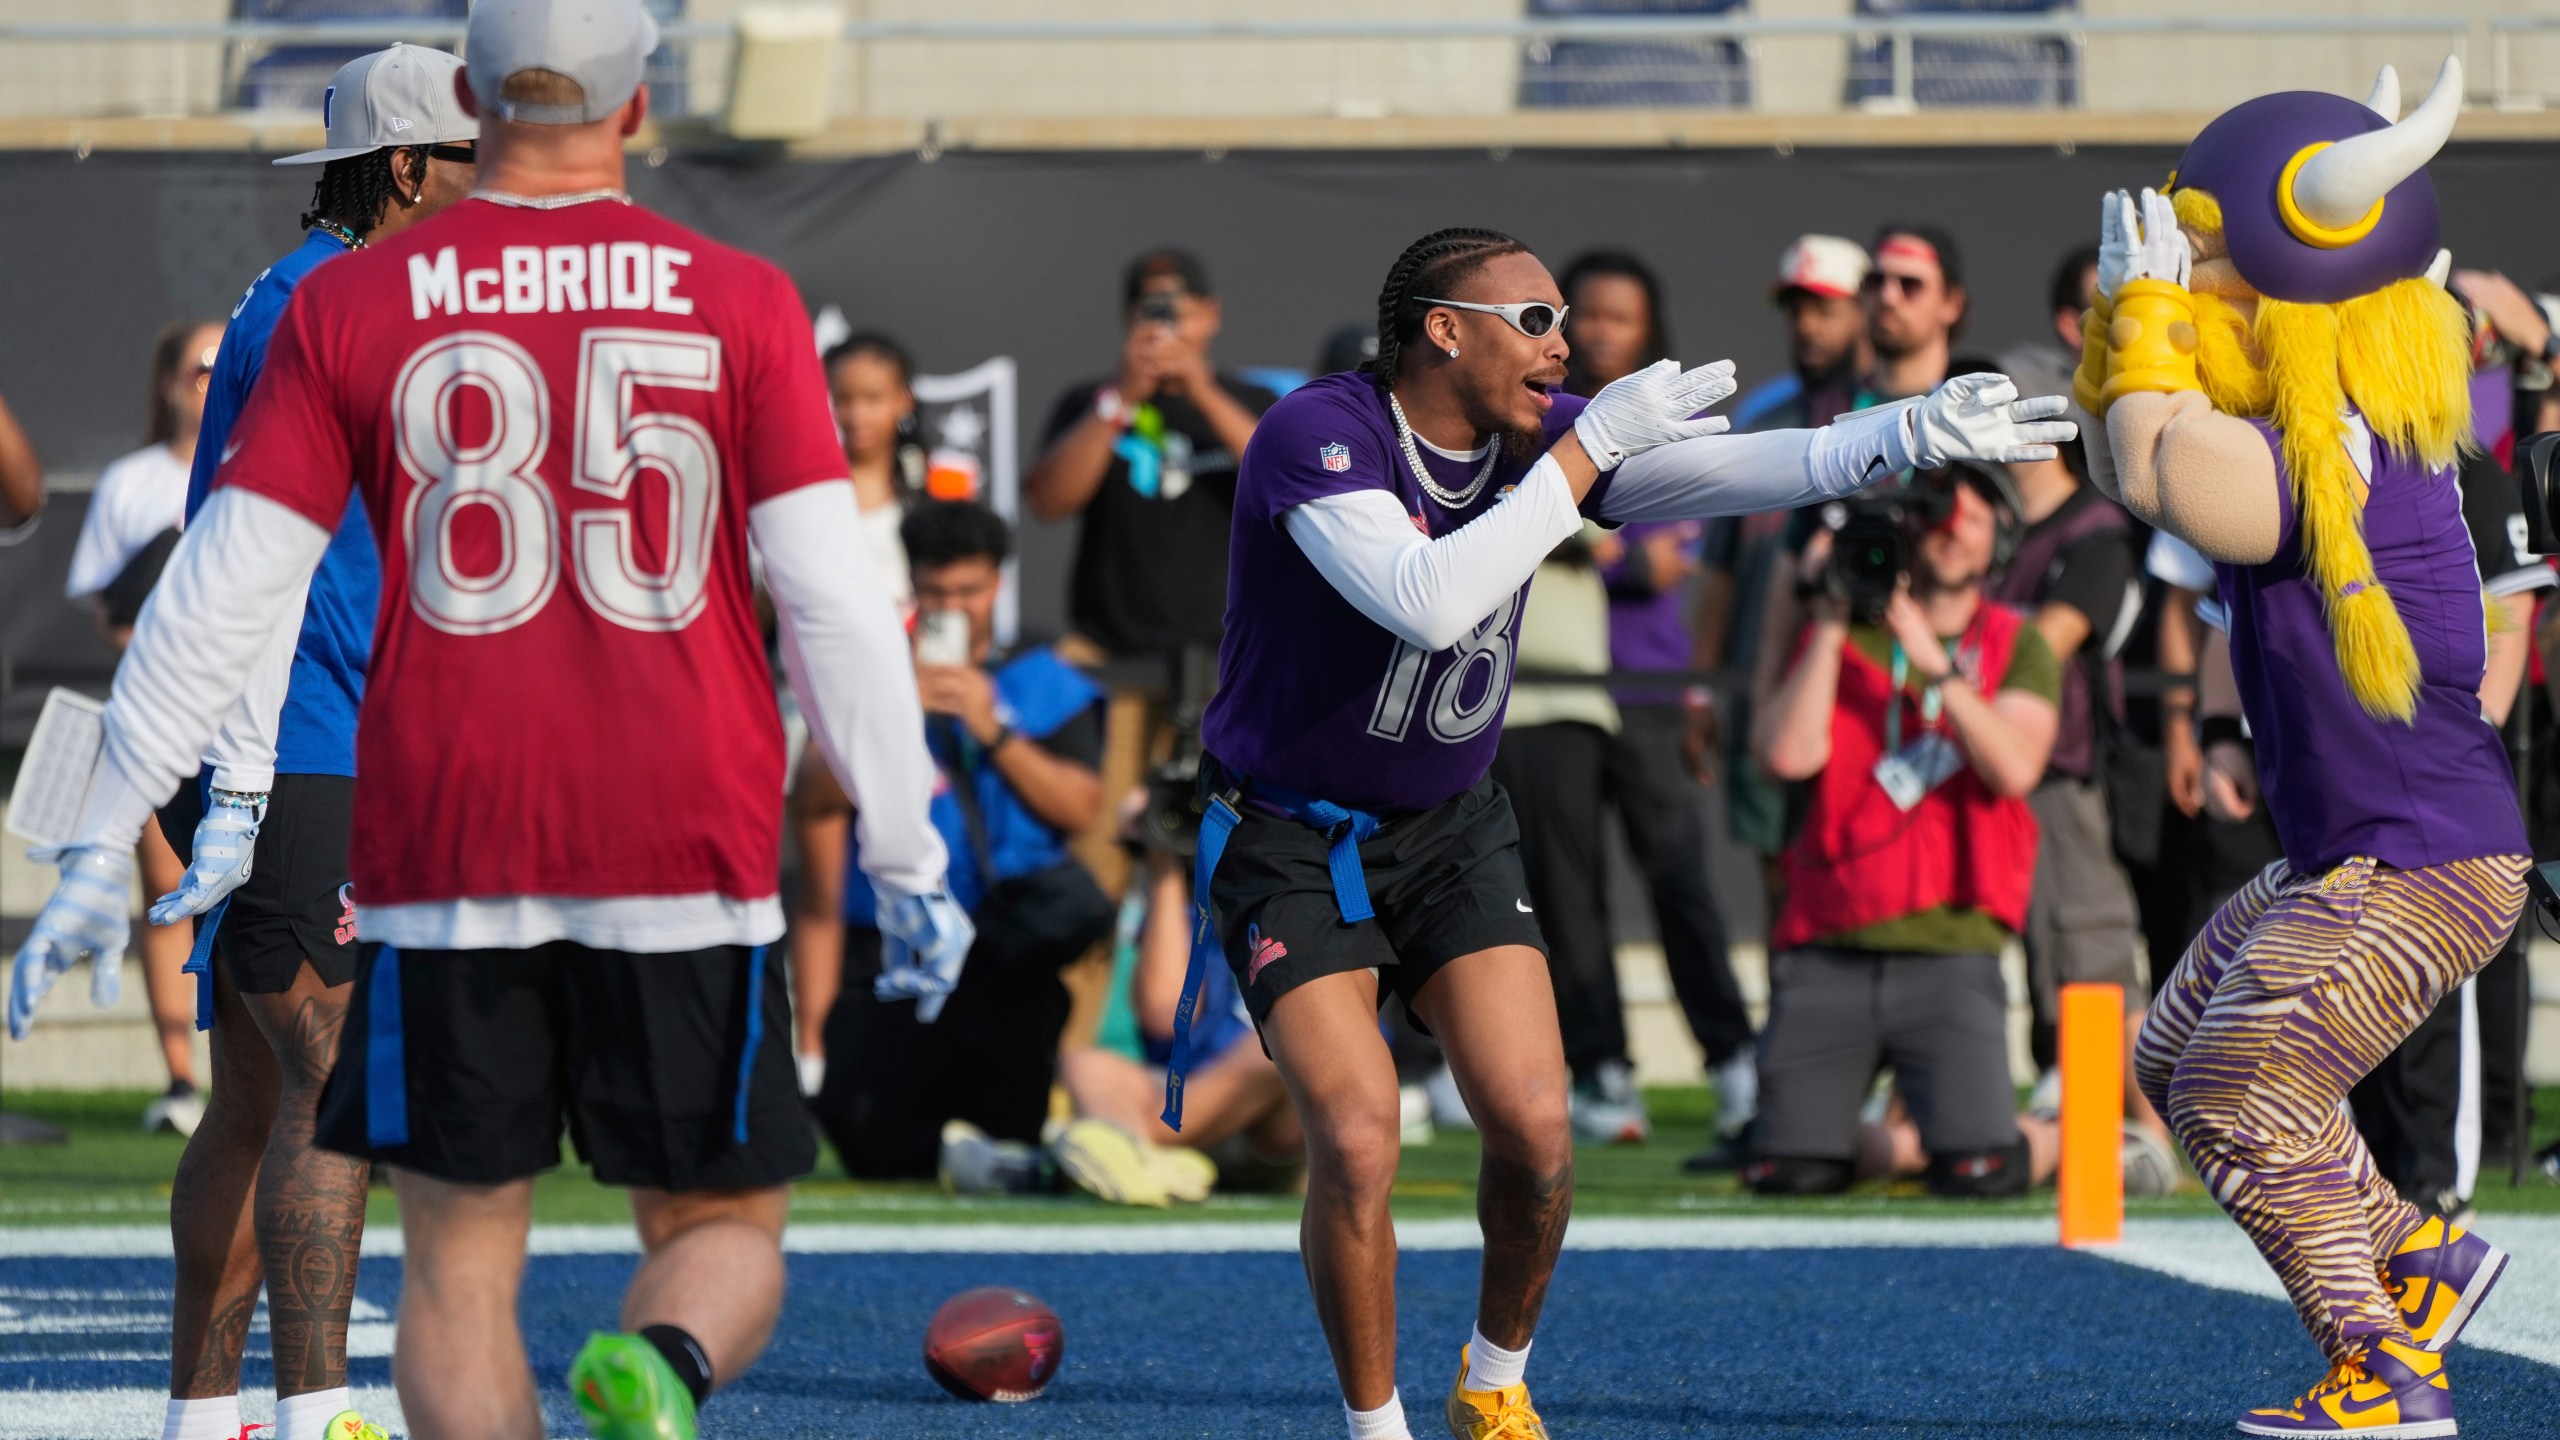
[{"left": 2168, "top": 58, "right": 2461, "bottom": 304}]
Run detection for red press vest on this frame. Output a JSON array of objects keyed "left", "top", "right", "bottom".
[{"left": 1771, "top": 604, "right": 2041, "bottom": 951}]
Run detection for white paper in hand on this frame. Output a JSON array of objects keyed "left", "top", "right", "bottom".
[{"left": 7, "top": 688, "right": 106, "bottom": 849}]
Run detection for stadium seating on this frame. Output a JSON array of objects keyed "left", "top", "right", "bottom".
[
  {"left": 1516, "top": 0, "right": 1752, "bottom": 110},
  {"left": 1848, "top": 0, "right": 2078, "bottom": 109}
]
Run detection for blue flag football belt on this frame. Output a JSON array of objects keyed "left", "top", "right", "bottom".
[{"left": 1160, "top": 762, "right": 1382, "bottom": 1132}]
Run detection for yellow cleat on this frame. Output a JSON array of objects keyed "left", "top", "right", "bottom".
[
  {"left": 1048, "top": 1117, "right": 1169, "bottom": 1207},
  {"left": 1146, "top": 1141, "right": 1219, "bottom": 1204},
  {"left": 322, "top": 1413, "right": 388, "bottom": 1440},
  {"left": 1446, "top": 1345, "right": 1550, "bottom": 1440}
]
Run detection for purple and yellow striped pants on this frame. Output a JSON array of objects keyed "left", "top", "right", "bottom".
[{"left": 2134, "top": 853, "right": 2527, "bottom": 1363}]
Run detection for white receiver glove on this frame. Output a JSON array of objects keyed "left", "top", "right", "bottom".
[
  {"left": 149, "top": 789, "right": 266, "bottom": 926},
  {"left": 8, "top": 845, "right": 134, "bottom": 1040},
  {"left": 2099, "top": 188, "right": 2191, "bottom": 300},
  {"left": 1907, "top": 373, "right": 2080, "bottom": 468},
  {"left": 873, "top": 888, "right": 977, "bottom": 1024},
  {"left": 1571, "top": 358, "right": 1737, "bottom": 469}
]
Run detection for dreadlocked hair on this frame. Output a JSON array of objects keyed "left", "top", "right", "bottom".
[
  {"left": 300, "top": 147, "right": 420, "bottom": 239},
  {"left": 1363, "top": 227, "right": 1531, "bottom": 390}
]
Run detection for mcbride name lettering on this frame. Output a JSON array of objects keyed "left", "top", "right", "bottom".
[{"left": 408, "top": 243, "right": 694, "bottom": 320}]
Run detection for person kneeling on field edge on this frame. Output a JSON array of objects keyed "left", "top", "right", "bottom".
[{"left": 1749, "top": 461, "right": 2062, "bottom": 1198}]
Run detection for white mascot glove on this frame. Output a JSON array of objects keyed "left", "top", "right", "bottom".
[
  {"left": 1907, "top": 373, "right": 2080, "bottom": 468},
  {"left": 9, "top": 845, "right": 135, "bottom": 1040},
  {"left": 2099, "top": 188, "right": 2191, "bottom": 300},
  {"left": 873, "top": 888, "right": 976, "bottom": 1024},
  {"left": 149, "top": 789, "right": 265, "bottom": 925},
  {"left": 1571, "top": 357, "right": 1737, "bottom": 469}
]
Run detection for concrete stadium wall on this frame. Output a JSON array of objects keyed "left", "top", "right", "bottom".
[{"left": 0, "top": 0, "right": 2543, "bottom": 122}]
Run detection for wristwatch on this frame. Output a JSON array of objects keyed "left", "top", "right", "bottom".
[{"left": 1092, "top": 386, "right": 1130, "bottom": 426}]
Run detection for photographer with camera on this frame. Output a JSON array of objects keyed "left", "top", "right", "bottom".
[
  {"left": 1746, "top": 463, "right": 2062, "bottom": 1197},
  {"left": 1027, "top": 248, "right": 1277, "bottom": 892},
  {"left": 793, "top": 502, "right": 1115, "bottom": 1180}
]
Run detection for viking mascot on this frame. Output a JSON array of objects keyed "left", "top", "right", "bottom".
[{"left": 2077, "top": 57, "right": 2530, "bottom": 1439}]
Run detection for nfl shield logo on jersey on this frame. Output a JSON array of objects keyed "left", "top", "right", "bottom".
[{"left": 1320, "top": 442, "right": 1350, "bottom": 473}]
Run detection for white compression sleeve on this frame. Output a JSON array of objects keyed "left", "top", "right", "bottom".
[
  {"left": 75, "top": 488, "right": 334, "bottom": 849},
  {"left": 1594, "top": 403, "right": 1918, "bottom": 524},
  {"left": 751, "top": 481, "right": 950, "bottom": 900},
  {"left": 1282, "top": 453, "right": 1583, "bottom": 653},
  {"left": 202, "top": 575, "right": 310, "bottom": 794}
]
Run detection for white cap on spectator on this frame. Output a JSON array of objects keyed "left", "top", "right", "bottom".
[
  {"left": 465, "top": 0, "right": 661, "bottom": 125},
  {"left": 1773, "top": 234, "right": 1872, "bottom": 301},
  {"left": 273, "top": 44, "right": 474, "bottom": 166}
]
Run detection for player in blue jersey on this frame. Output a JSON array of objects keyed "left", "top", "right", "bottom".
[
  {"left": 141, "top": 46, "right": 477, "bottom": 1440},
  {"left": 1171, "top": 228, "right": 2075, "bottom": 1440}
]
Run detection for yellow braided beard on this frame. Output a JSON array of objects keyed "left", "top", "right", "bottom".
[{"left": 2173, "top": 188, "right": 2475, "bottom": 723}]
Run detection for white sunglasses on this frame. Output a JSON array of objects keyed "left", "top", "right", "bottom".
[{"left": 1414, "top": 297, "right": 1571, "bottom": 339}]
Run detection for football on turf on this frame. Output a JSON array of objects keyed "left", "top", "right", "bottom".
[{"left": 923, "top": 1286, "right": 1064, "bottom": 1402}]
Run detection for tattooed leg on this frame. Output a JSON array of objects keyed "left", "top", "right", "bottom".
[
  {"left": 242, "top": 961, "right": 371, "bottom": 1397},
  {"left": 168, "top": 965, "right": 279, "bottom": 1399},
  {"left": 1416, "top": 947, "right": 1576, "bottom": 1349}
]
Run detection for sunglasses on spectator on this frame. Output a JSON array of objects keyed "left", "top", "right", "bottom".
[
  {"left": 1862, "top": 272, "right": 1934, "bottom": 299},
  {"left": 423, "top": 144, "right": 476, "bottom": 164},
  {"left": 1416, "top": 298, "right": 1571, "bottom": 338}
]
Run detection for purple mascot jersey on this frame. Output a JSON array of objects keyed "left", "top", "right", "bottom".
[
  {"left": 2220, "top": 420, "right": 2528, "bottom": 873},
  {"left": 1200, "top": 372, "right": 1613, "bottom": 814}
]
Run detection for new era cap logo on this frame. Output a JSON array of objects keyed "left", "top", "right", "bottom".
[{"left": 389, "top": 116, "right": 412, "bottom": 132}]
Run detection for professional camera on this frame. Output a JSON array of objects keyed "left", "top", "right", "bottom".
[
  {"left": 1810, "top": 464, "right": 2021, "bottom": 623},
  {"left": 2519, "top": 431, "right": 2560, "bottom": 555},
  {"left": 1138, "top": 645, "right": 1219, "bottom": 858}
]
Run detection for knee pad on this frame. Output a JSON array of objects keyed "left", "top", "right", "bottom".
[
  {"left": 1925, "top": 1139, "right": 2032, "bottom": 1199},
  {"left": 1743, "top": 1154, "right": 1855, "bottom": 1196}
]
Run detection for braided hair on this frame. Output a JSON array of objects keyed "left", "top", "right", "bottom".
[
  {"left": 1361, "top": 227, "right": 1531, "bottom": 390},
  {"left": 300, "top": 147, "right": 423, "bottom": 240}
]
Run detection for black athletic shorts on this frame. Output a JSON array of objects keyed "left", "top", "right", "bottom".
[
  {"left": 158, "top": 773, "right": 359, "bottom": 992},
  {"left": 1207, "top": 774, "right": 1546, "bottom": 1031},
  {"left": 314, "top": 941, "right": 814, "bottom": 1191}
]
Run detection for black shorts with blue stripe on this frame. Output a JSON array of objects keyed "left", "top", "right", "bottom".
[
  {"left": 314, "top": 941, "right": 813, "bottom": 1191},
  {"left": 1208, "top": 775, "right": 1546, "bottom": 1034}
]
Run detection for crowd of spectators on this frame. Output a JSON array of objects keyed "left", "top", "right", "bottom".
[
  {"left": 42, "top": 223, "right": 2560, "bottom": 1211},
  {"left": 775, "top": 229, "right": 2560, "bottom": 1209}
]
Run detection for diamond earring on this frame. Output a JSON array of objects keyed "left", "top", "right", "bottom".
[{"left": 1446, "top": 347, "right": 1460, "bottom": 358}]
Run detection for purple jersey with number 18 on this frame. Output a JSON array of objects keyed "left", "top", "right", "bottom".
[{"left": 1199, "top": 372, "right": 1612, "bottom": 814}]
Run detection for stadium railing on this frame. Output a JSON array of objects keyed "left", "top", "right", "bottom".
[{"left": 0, "top": 11, "right": 2499, "bottom": 140}]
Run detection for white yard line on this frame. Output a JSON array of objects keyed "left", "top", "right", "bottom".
[
  {"left": 0, "top": 1388, "right": 408, "bottom": 1440},
  {"left": 4, "top": 1210, "right": 2553, "bottom": 1434},
  {"left": 2090, "top": 1215, "right": 2560, "bottom": 1369}
]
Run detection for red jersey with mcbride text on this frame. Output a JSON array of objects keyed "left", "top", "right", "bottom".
[{"left": 210, "top": 195, "right": 848, "bottom": 909}]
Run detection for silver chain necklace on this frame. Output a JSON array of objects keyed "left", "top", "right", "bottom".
[{"left": 1388, "top": 393, "right": 1499, "bottom": 510}]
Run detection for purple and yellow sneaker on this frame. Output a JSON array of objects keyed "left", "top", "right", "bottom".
[
  {"left": 2235, "top": 1339, "right": 2455, "bottom": 1438},
  {"left": 2384, "top": 1217, "right": 2508, "bottom": 1352}
]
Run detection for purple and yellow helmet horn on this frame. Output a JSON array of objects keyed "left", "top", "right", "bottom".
[{"left": 2170, "top": 56, "right": 2462, "bottom": 305}]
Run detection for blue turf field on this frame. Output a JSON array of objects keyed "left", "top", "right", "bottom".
[{"left": 10, "top": 1244, "right": 2560, "bottom": 1438}]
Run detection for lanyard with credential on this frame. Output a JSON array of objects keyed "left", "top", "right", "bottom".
[{"left": 1883, "top": 642, "right": 1946, "bottom": 756}]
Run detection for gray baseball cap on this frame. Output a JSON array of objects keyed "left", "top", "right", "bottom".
[
  {"left": 465, "top": 0, "right": 661, "bottom": 125},
  {"left": 273, "top": 44, "right": 474, "bottom": 166}
]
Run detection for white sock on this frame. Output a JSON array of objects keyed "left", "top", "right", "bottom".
[
  {"left": 1345, "top": 1390, "right": 1411, "bottom": 1440},
  {"left": 162, "top": 1397, "right": 242, "bottom": 1440},
  {"left": 1464, "top": 1327, "right": 1531, "bottom": 1391},
  {"left": 274, "top": 1387, "right": 353, "bottom": 1440}
]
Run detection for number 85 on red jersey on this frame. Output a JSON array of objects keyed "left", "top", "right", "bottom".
[{"left": 211, "top": 197, "right": 849, "bottom": 908}]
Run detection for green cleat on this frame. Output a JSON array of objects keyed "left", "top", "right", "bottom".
[{"left": 568, "top": 1332, "right": 700, "bottom": 1440}]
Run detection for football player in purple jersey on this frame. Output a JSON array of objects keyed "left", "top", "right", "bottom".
[{"left": 1161, "top": 226, "right": 2074, "bottom": 1440}]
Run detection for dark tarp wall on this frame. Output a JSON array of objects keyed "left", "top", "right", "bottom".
[{"left": 4, "top": 142, "right": 2556, "bottom": 645}]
